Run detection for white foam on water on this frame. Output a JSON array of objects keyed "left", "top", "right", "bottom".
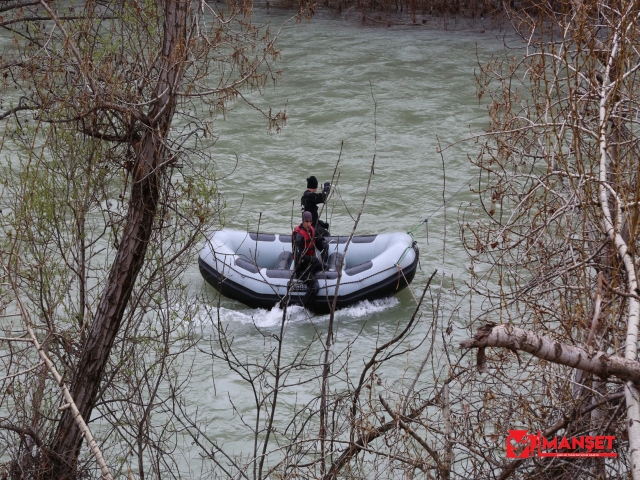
[
  {"left": 330, "top": 297, "right": 399, "bottom": 319},
  {"left": 227, "top": 304, "right": 313, "bottom": 327},
  {"left": 194, "top": 303, "right": 313, "bottom": 328},
  {"left": 193, "top": 296, "right": 400, "bottom": 329}
]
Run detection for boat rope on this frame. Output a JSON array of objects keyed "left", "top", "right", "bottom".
[
  {"left": 396, "top": 173, "right": 478, "bottom": 266},
  {"left": 425, "top": 173, "right": 477, "bottom": 224},
  {"left": 396, "top": 239, "right": 419, "bottom": 269}
]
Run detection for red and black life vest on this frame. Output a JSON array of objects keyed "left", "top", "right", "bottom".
[{"left": 293, "top": 224, "right": 316, "bottom": 257}]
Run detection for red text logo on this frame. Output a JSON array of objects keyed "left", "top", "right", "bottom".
[{"left": 506, "top": 430, "right": 617, "bottom": 458}]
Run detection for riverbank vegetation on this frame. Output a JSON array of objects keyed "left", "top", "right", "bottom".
[
  {"left": 461, "top": 0, "right": 640, "bottom": 477},
  {"left": 268, "top": 0, "right": 554, "bottom": 28},
  {"left": 0, "top": 0, "right": 284, "bottom": 478},
  {"left": 1, "top": 0, "right": 640, "bottom": 479},
  {"left": 275, "top": 0, "right": 504, "bottom": 22}
]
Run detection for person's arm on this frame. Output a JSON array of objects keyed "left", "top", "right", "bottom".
[
  {"left": 294, "top": 233, "right": 306, "bottom": 259},
  {"left": 322, "top": 182, "right": 331, "bottom": 201},
  {"left": 314, "top": 232, "right": 327, "bottom": 252},
  {"left": 306, "top": 185, "right": 330, "bottom": 206}
]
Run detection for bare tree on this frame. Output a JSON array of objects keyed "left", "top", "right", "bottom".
[
  {"left": 458, "top": 0, "right": 640, "bottom": 477},
  {"left": 0, "top": 0, "right": 284, "bottom": 478}
]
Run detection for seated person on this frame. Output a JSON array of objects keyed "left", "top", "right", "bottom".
[{"left": 293, "top": 211, "right": 324, "bottom": 306}]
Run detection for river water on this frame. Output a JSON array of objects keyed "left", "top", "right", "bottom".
[
  {"left": 180, "top": 9, "right": 512, "bottom": 468},
  {"left": 0, "top": 7, "right": 517, "bottom": 475},
  {"left": 191, "top": 9, "right": 506, "bottom": 308}
]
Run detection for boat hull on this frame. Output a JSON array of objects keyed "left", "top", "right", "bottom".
[{"left": 199, "top": 229, "right": 420, "bottom": 313}]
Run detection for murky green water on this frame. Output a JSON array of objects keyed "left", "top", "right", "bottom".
[
  {"left": 183, "top": 9, "right": 512, "bottom": 459},
  {"left": 0, "top": 8, "right": 516, "bottom": 474}
]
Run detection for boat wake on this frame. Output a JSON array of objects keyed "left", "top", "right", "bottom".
[{"left": 197, "top": 297, "right": 399, "bottom": 329}]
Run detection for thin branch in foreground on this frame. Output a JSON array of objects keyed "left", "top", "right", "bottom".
[{"left": 6, "top": 266, "right": 113, "bottom": 480}]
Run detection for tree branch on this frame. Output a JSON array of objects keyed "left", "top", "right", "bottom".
[
  {"left": 496, "top": 390, "right": 625, "bottom": 480},
  {"left": 323, "top": 397, "right": 433, "bottom": 480},
  {"left": 0, "top": 1, "right": 41, "bottom": 14},
  {"left": 379, "top": 396, "right": 443, "bottom": 474},
  {"left": 460, "top": 323, "right": 640, "bottom": 384},
  {"left": 5, "top": 266, "right": 113, "bottom": 480},
  {"left": 0, "top": 423, "right": 44, "bottom": 449},
  {"left": 0, "top": 104, "right": 36, "bottom": 121}
]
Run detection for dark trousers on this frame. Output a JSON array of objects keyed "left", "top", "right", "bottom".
[
  {"left": 295, "top": 258, "right": 321, "bottom": 306},
  {"left": 302, "top": 277, "right": 319, "bottom": 306}
]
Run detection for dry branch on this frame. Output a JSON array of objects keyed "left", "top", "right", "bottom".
[
  {"left": 460, "top": 323, "right": 640, "bottom": 384},
  {"left": 379, "top": 396, "right": 444, "bottom": 475},
  {"left": 496, "top": 390, "right": 625, "bottom": 480},
  {"left": 5, "top": 267, "right": 113, "bottom": 480},
  {"left": 323, "top": 396, "right": 435, "bottom": 479}
]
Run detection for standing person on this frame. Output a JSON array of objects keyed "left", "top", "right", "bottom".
[
  {"left": 301, "top": 175, "right": 331, "bottom": 235},
  {"left": 292, "top": 211, "right": 323, "bottom": 306}
]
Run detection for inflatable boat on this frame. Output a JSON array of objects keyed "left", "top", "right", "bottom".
[{"left": 198, "top": 229, "right": 419, "bottom": 312}]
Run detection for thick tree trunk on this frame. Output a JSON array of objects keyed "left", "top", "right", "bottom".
[
  {"left": 460, "top": 323, "right": 640, "bottom": 384},
  {"left": 596, "top": 29, "right": 640, "bottom": 478},
  {"left": 48, "top": 1, "right": 189, "bottom": 477}
]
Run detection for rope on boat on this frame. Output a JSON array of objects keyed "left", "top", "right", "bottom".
[
  {"left": 396, "top": 173, "right": 478, "bottom": 267},
  {"left": 396, "top": 221, "right": 423, "bottom": 267},
  {"left": 396, "top": 265, "right": 419, "bottom": 305}
]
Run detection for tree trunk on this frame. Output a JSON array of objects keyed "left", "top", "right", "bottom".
[
  {"left": 460, "top": 323, "right": 640, "bottom": 384},
  {"left": 48, "top": 1, "right": 189, "bottom": 477}
]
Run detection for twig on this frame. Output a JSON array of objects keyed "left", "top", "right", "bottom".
[
  {"left": 6, "top": 266, "right": 113, "bottom": 480},
  {"left": 379, "top": 396, "right": 443, "bottom": 473},
  {"left": 0, "top": 361, "right": 44, "bottom": 381},
  {"left": 319, "top": 83, "right": 378, "bottom": 476}
]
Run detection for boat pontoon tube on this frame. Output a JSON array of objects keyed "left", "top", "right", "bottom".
[{"left": 198, "top": 229, "right": 419, "bottom": 313}]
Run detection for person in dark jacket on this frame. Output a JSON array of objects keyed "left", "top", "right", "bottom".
[
  {"left": 292, "top": 211, "right": 323, "bottom": 306},
  {"left": 301, "top": 175, "right": 331, "bottom": 235}
]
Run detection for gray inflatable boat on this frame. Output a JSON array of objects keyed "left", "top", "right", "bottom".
[{"left": 198, "top": 229, "right": 419, "bottom": 313}]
